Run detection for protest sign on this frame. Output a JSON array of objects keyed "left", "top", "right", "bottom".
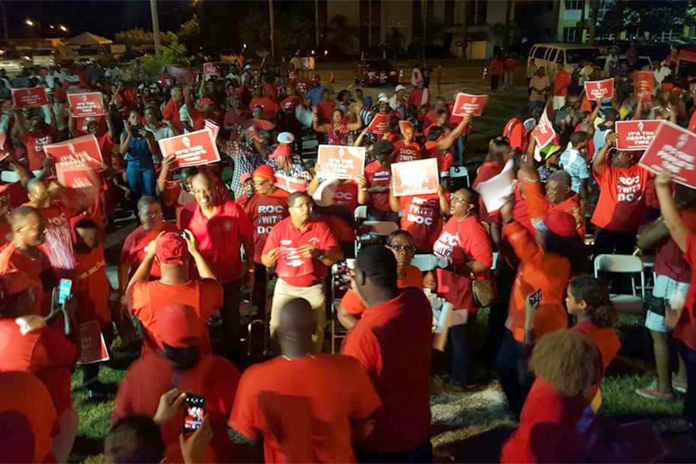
[
  {"left": 533, "top": 108, "right": 556, "bottom": 148},
  {"left": 399, "top": 120, "right": 413, "bottom": 133},
  {"left": 204, "top": 119, "right": 220, "bottom": 140},
  {"left": 584, "top": 78, "right": 614, "bottom": 101},
  {"left": 634, "top": 71, "right": 655, "bottom": 95},
  {"left": 391, "top": 158, "right": 439, "bottom": 197},
  {"left": 639, "top": 121, "right": 696, "bottom": 188},
  {"left": 474, "top": 160, "right": 515, "bottom": 213},
  {"left": 616, "top": 120, "right": 660, "bottom": 151},
  {"left": 44, "top": 135, "right": 103, "bottom": 170},
  {"left": 451, "top": 92, "right": 489, "bottom": 117},
  {"left": 11, "top": 87, "right": 48, "bottom": 108},
  {"left": 317, "top": 145, "right": 365, "bottom": 179},
  {"left": 77, "top": 321, "right": 110, "bottom": 365},
  {"left": 203, "top": 62, "right": 221, "bottom": 77},
  {"left": 275, "top": 173, "right": 308, "bottom": 193},
  {"left": 158, "top": 129, "right": 221, "bottom": 168},
  {"left": 68, "top": 92, "right": 105, "bottom": 118},
  {"left": 367, "top": 112, "right": 389, "bottom": 135}
]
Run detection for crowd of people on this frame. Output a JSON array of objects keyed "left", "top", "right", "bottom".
[{"left": 0, "top": 45, "right": 694, "bottom": 464}]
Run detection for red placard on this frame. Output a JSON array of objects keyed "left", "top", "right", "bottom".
[
  {"left": 634, "top": 71, "right": 655, "bottom": 95},
  {"left": 203, "top": 62, "right": 221, "bottom": 77},
  {"left": 205, "top": 119, "right": 220, "bottom": 140},
  {"left": 367, "top": 112, "right": 389, "bottom": 134},
  {"left": 639, "top": 121, "right": 696, "bottom": 188},
  {"left": 398, "top": 120, "right": 413, "bottom": 133},
  {"left": 391, "top": 158, "right": 439, "bottom": 197},
  {"left": 616, "top": 120, "right": 660, "bottom": 151},
  {"left": 158, "top": 129, "right": 221, "bottom": 168},
  {"left": 451, "top": 92, "right": 489, "bottom": 117},
  {"left": 68, "top": 92, "right": 105, "bottom": 118},
  {"left": 58, "top": 166, "right": 101, "bottom": 190},
  {"left": 44, "top": 135, "right": 103, "bottom": 170},
  {"left": 275, "top": 173, "right": 308, "bottom": 193},
  {"left": 316, "top": 145, "right": 365, "bottom": 179},
  {"left": 77, "top": 321, "right": 110, "bottom": 365},
  {"left": 11, "top": 87, "right": 48, "bottom": 108},
  {"left": 584, "top": 78, "right": 614, "bottom": 101},
  {"left": 533, "top": 108, "right": 556, "bottom": 148}
]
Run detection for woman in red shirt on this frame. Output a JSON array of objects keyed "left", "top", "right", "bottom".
[{"left": 312, "top": 106, "right": 363, "bottom": 145}]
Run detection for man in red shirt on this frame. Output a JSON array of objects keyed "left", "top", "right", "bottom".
[
  {"left": 408, "top": 80, "right": 430, "bottom": 117},
  {"left": 262, "top": 192, "right": 343, "bottom": 351},
  {"left": 365, "top": 140, "right": 397, "bottom": 221},
  {"left": 179, "top": 171, "right": 254, "bottom": 361},
  {"left": 248, "top": 86, "right": 280, "bottom": 121},
  {"left": 503, "top": 55, "right": 516, "bottom": 90},
  {"left": 230, "top": 298, "right": 381, "bottom": 463},
  {"left": 237, "top": 164, "right": 290, "bottom": 318},
  {"left": 342, "top": 245, "right": 433, "bottom": 461},
  {"left": 161, "top": 86, "right": 184, "bottom": 133},
  {"left": 389, "top": 184, "right": 450, "bottom": 252},
  {"left": 490, "top": 55, "right": 504, "bottom": 91},
  {"left": 392, "top": 121, "right": 421, "bottom": 163},
  {"left": 224, "top": 95, "right": 252, "bottom": 135},
  {"left": 13, "top": 111, "right": 58, "bottom": 171},
  {"left": 553, "top": 64, "right": 571, "bottom": 110},
  {"left": 316, "top": 88, "right": 336, "bottom": 125}
]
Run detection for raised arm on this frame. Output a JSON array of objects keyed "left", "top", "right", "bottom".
[
  {"left": 157, "top": 155, "right": 176, "bottom": 194},
  {"left": 436, "top": 114, "right": 471, "bottom": 151},
  {"left": 183, "top": 230, "right": 217, "bottom": 280},
  {"left": 592, "top": 132, "right": 616, "bottom": 176},
  {"left": 655, "top": 171, "right": 689, "bottom": 253},
  {"left": 346, "top": 102, "right": 364, "bottom": 132}
]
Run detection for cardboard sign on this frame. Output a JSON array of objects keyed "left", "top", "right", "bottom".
[
  {"left": 158, "top": 129, "right": 221, "bottom": 168},
  {"left": 58, "top": 166, "right": 101, "bottom": 190},
  {"left": 534, "top": 108, "right": 556, "bottom": 148},
  {"left": 204, "top": 119, "right": 220, "bottom": 140},
  {"left": 451, "top": 92, "right": 489, "bottom": 117},
  {"left": 317, "top": 145, "right": 365, "bottom": 179},
  {"left": 44, "top": 135, "right": 103, "bottom": 170},
  {"left": 275, "top": 173, "right": 308, "bottom": 193},
  {"left": 616, "top": 120, "right": 660, "bottom": 151},
  {"left": 11, "top": 87, "right": 48, "bottom": 108},
  {"left": 77, "top": 320, "right": 110, "bottom": 365},
  {"left": 639, "top": 121, "right": 696, "bottom": 188},
  {"left": 367, "top": 112, "right": 389, "bottom": 135},
  {"left": 68, "top": 92, "right": 105, "bottom": 118},
  {"left": 584, "top": 78, "right": 614, "bottom": 101},
  {"left": 203, "top": 62, "right": 221, "bottom": 77},
  {"left": 634, "top": 71, "right": 655, "bottom": 95},
  {"left": 391, "top": 158, "right": 439, "bottom": 197},
  {"left": 474, "top": 160, "right": 515, "bottom": 213}
]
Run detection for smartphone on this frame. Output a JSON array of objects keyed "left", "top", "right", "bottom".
[
  {"left": 183, "top": 395, "right": 205, "bottom": 433},
  {"left": 57, "top": 279, "right": 73, "bottom": 305}
]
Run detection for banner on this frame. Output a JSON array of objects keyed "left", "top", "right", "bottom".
[
  {"left": 533, "top": 108, "right": 556, "bottom": 148},
  {"left": 76, "top": 321, "right": 110, "bottom": 365},
  {"left": 451, "top": 92, "right": 489, "bottom": 117},
  {"left": 316, "top": 145, "right": 365, "bottom": 179},
  {"left": 584, "top": 78, "right": 614, "bottom": 101},
  {"left": 68, "top": 92, "right": 105, "bottom": 118},
  {"left": 367, "top": 112, "right": 389, "bottom": 135},
  {"left": 639, "top": 121, "right": 696, "bottom": 188},
  {"left": 158, "top": 129, "right": 221, "bottom": 168},
  {"left": 391, "top": 158, "right": 439, "bottom": 197},
  {"left": 616, "top": 120, "right": 660, "bottom": 151},
  {"left": 275, "top": 173, "right": 308, "bottom": 193},
  {"left": 634, "top": 71, "right": 655, "bottom": 95},
  {"left": 204, "top": 119, "right": 220, "bottom": 140},
  {"left": 11, "top": 87, "right": 48, "bottom": 108},
  {"left": 44, "top": 134, "right": 103, "bottom": 170},
  {"left": 203, "top": 62, "right": 221, "bottom": 77}
]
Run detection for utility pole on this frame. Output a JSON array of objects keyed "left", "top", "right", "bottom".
[
  {"left": 368, "top": 0, "right": 372, "bottom": 48},
  {"left": 315, "top": 0, "right": 320, "bottom": 48},
  {"left": 150, "top": 0, "right": 161, "bottom": 55},
  {"left": 421, "top": 0, "right": 427, "bottom": 63},
  {"left": 588, "top": 0, "right": 599, "bottom": 45},
  {"left": 269, "top": 0, "right": 276, "bottom": 59},
  {"left": 0, "top": 2, "right": 7, "bottom": 41}
]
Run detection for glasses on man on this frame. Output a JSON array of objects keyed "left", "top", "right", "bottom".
[{"left": 388, "top": 244, "right": 416, "bottom": 254}]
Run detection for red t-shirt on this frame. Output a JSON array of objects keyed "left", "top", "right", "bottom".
[
  {"left": 398, "top": 194, "right": 443, "bottom": 252},
  {"left": 504, "top": 58, "right": 516, "bottom": 72},
  {"left": 364, "top": 161, "right": 391, "bottom": 213},
  {"left": 392, "top": 140, "right": 422, "bottom": 163},
  {"left": 554, "top": 70, "right": 571, "bottom": 97},
  {"left": 262, "top": 217, "right": 339, "bottom": 287},
  {"left": 114, "top": 353, "right": 240, "bottom": 464},
  {"left": 654, "top": 209, "right": 696, "bottom": 282},
  {"left": 249, "top": 97, "right": 280, "bottom": 120},
  {"left": 263, "top": 82, "right": 278, "bottom": 101},
  {"left": 280, "top": 95, "right": 303, "bottom": 114},
  {"left": 341, "top": 288, "right": 432, "bottom": 453},
  {"left": 503, "top": 118, "right": 528, "bottom": 151},
  {"left": 1, "top": 181, "right": 29, "bottom": 209},
  {"left": 224, "top": 108, "right": 251, "bottom": 128},
  {"left": 591, "top": 164, "right": 651, "bottom": 233},
  {"left": 473, "top": 160, "right": 505, "bottom": 224},
  {"left": 128, "top": 279, "right": 223, "bottom": 357},
  {"left": 0, "top": 244, "right": 53, "bottom": 316},
  {"left": 341, "top": 265, "right": 424, "bottom": 316},
  {"left": 178, "top": 200, "right": 254, "bottom": 283},
  {"left": 24, "top": 128, "right": 58, "bottom": 171},
  {"left": 229, "top": 354, "right": 381, "bottom": 463},
  {"left": 74, "top": 247, "right": 111, "bottom": 326},
  {"left": 408, "top": 89, "right": 430, "bottom": 108},
  {"left": 237, "top": 190, "right": 290, "bottom": 264},
  {"left": 0, "top": 320, "right": 77, "bottom": 414},
  {"left": 161, "top": 98, "right": 183, "bottom": 133},
  {"left": 572, "top": 320, "right": 620, "bottom": 398},
  {"left": 676, "top": 234, "right": 696, "bottom": 352},
  {"left": 37, "top": 201, "right": 80, "bottom": 275},
  {"left": 322, "top": 182, "right": 358, "bottom": 243},
  {"left": 316, "top": 100, "right": 336, "bottom": 124},
  {"left": 490, "top": 59, "right": 504, "bottom": 75},
  {"left": 120, "top": 223, "right": 179, "bottom": 282}
]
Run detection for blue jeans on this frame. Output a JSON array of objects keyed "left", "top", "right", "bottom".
[{"left": 126, "top": 161, "right": 155, "bottom": 212}]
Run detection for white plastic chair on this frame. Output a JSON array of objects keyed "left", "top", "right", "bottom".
[
  {"left": 593, "top": 254, "right": 645, "bottom": 315},
  {"left": 432, "top": 301, "right": 453, "bottom": 352},
  {"left": 0, "top": 171, "right": 18, "bottom": 183},
  {"left": 354, "top": 205, "right": 368, "bottom": 221},
  {"left": 449, "top": 166, "right": 470, "bottom": 187}
]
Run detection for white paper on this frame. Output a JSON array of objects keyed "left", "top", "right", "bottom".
[{"left": 474, "top": 159, "right": 515, "bottom": 213}]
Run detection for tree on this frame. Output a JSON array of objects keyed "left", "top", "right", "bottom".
[{"left": 115, "top": 28, "right": 177, "bottom": 46}]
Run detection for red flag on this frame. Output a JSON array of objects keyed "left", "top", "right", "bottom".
[{"left": 534, "top": 108, "right": 556, "bottom": 148}]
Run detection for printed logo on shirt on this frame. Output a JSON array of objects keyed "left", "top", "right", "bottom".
[
  {"left": 407, "top": 198, "right": 437, "bottom": 225},
  {"left": 34, "top": 135, "right": 52, "bottom": 152},
  {"left": 432, "top": 230, "right": 460, "bottom": 262},
  {"left": 529, "top": 289, "right": 542, "bottom": 309},
  {"left": 617, "top": 175, "right": 643, "bottom": 202}
]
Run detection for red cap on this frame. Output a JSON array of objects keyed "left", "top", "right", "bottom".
[
  {"left": 544, "top": 211, "right": 577, "bottom": 238},
  {"left": 155, "top": 232, "right": 187, "bottom": 266},
  {"left": 198, "top": 97, "right": 214, "bottom": 108},
  {"left": 269, "top": 144, "right": 292, "bottom": 160},
  {"left": 158, "top": 304, "right": 204, "bottom": 349},
  {"left": 253, "top": 164, "right": 275, "bottom": 180}
]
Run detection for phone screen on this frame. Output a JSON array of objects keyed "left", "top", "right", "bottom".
[
  {"left": 57, "top": 279, "right": 72, "bottom": 305},
  {"left": 183, "top": 395, "right": 205, "bottom": 432}
]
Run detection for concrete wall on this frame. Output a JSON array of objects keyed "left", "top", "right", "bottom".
[{"left": 380, "top": 0, "right": 414, "bottom": 46}]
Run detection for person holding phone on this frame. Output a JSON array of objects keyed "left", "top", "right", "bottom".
[{"left": 120, "top": 109, "right": 158, "bottom": 214}]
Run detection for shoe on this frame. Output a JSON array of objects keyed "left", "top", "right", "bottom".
[
  {"left": 673, "top": 380, "right": 688, "bottom": 394},
  {"left": 84, "top": 380, "right": 115, "bottom": 401},
  {"left": 635, "top": 385, "right": 677, "bottom": 401}
]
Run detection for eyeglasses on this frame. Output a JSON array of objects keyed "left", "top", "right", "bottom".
[{"left": 388, "top": 244, "right": 416, "bottom": 253}]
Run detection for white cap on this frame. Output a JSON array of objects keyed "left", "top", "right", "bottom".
[
  {"left": 277, "top": 132, "right": 295, "bottom": 144},
  {"left": 377, "top": 92, "right": 387, "bottom": 100},
  {"left": 378, "top": 95, "right": 389, "bottom": 104},
  {"left": 395, "top": 84, "right": 406, "bottom": 92}
]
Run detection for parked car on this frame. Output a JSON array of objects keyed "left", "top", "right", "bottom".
[
  {"left": 355, "top": 59, "right": 399, "bottom": 86},
  {"left": 0, "top": 50, "right": 27, "bottom": 75},
  {"left": 32, "top": 48, "right": 56, "bottom": 67},
  {"left": 528, "top": 43, "right": 601, "bottom": 79},
  {"left": 73, "top": 47, "right": 110, "bottom": 66}
]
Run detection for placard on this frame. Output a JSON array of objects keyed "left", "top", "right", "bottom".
[
  {"left": 634, "top": 71, "right": 655, "bottom": 95},
  {"left": 367, "top": 112, "right": 389, "bottom": 135},
  {"left": 616, "top": 120, "right": 660, "bottom": 151},
  {"left": 275, "top": 173, "right": 308, "bottom": 193},
  {"left": 584, "top": 78, "right": 614, "bottom": 102},
  {"left": 316, "top": 145, "right": 365, "bottom": 179},
  {"left": 639, "top": 121, "right": 696, "bottom": 188},
  {"left": 203, "top": 62, "right": 221, "bottom": 77},
  {"left": 534, "top": 108, "right": 556, "bottom": 148},
  {"left": 77, "top": 320, "right": 110, "bottom": 365},
  {"left": 474, "top": 160, "right": 515, "bottom": 213},
  {"left": 68, "top": 92, "right": 105, "bottom": 118},
  {"left": 44, "top": 134, "right": 103, "bottom": 170},
  {"left": 451, "top": 92, "right": 488, "bottom": 117},
  {"left": 391, "top": 158, "right": 439, "bottom": 197},
  {"left": 204, "top": 119, "right": 220, "bottom": 140},
  {"left": 11, "top": 87, "right": 48, "bottom": 108},
  {"left": 158, "top": 129, "right": 221, "bottom": 168}
]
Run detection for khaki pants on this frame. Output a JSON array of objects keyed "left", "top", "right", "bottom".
[{"left": 270, "top": 279, "right": 326, "bottom": 352}]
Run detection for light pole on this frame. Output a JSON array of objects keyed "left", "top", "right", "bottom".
[
  {"left": 269, "top": 0, "right": 275, "bottom": 59},
  {"left": 150, "top": 0, "right": 161, "bottom": 55}
]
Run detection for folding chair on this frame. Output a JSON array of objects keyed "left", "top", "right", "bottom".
[
  {"left": 593, "top": 254, "right": 645, "bottom": 315},
  {"left": 329, "top": 262, "right": 351, "bottom": 354},
  {"left": 449, "top": 165, "right": 470, "bottom": 187},
  {"left": 354, "top": 205, "right": 368, "bottom": 221},
  {"left": 432, "top": 301, "right": 453, "bottom": 351}
]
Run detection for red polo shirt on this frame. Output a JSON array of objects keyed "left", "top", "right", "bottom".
[
  {"left": 0, "top": 244, "right": 53, "bottom": 316},
  {"left": 229, "top": 354, "right": 381, "bottom": 464},
  {"left": 341, "top": 288, "right": 432, "bottom": 453},
  {"left": 341, "top": 265, "right": 424, "bottom": 316},
  {"left": 74, "top": 247, "right": 112, "bottom": 326},
  {"left": 162, "top": 98, "right": 183, "bottom": 133},
  {"left": 392, "top": 140, "right": 422, "bottom": 163},
  {"left": 178, "top": 200, "right": 254, "bottom": 283},
  {"left": 120, "top": 223, "right": 178, "bottom": 282},
  {"left": 262, "top": 217, "right": 339, "bottom": 287},
  {"left": 237, "top": 190, "right": 290, "bottom": 264},
  {"left": 591, "top": 164, "right": 651, "bottom": 233},
  {"left": 364, "top": 161, "right": 391, "bottom": 213},
  {"left": 655, "top": 209, "right": 696, "bottom": 282},
  {"left": 399, "top": 193, "right": 444, "bottom": 252},
  {"left": 280, "top": 95, "right": 303, "bottom": 114}
]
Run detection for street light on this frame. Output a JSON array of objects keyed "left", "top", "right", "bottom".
[
  {"left": 24, "top": 18, "right": 35, "bottom": 27},
  {"left": 49, "top": 25, "right": 55, "bottom": 30},
  {"left": 59, "top": 24, "right": 68, "bottom": 33}
]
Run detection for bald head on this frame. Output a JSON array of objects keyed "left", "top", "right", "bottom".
[{"left": 276, "top": 298, "right": 316, "bottom": 356}]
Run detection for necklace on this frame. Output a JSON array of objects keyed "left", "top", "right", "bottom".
[{"left": 281, "top": 354, "right": 314, "bottom": 361}]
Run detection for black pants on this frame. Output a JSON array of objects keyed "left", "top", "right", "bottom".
[
  {"left": 252, "top": 263, "right": 267, "bottom": 320},
  {"left": 491, "top": 74, "right": 501, "bottom": 91},
  {"left": 357, "top": 441, "right": 432, "bottom": 463},
  {"left": 679, "top": 342, "right": 696, "bottom": 434},
  {"left": 496, "top": 330, "right": 534, "bottom": 419},
  {"left": 448, "top": 312, "right": 478, "bottom": 386},
  {"left": 483, "top": 257, "right": 516, "bottom": 366},
  {"left": 83, "top": 324, "right": 114, "bottom": 386},
  {"left": 221, "top": 280, "right": 243, "bottom": 363}
]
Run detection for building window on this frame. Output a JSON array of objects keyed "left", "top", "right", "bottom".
[
  {"left": 564, "top": 0, "right": 585, "bottom": 10},
  {"left": 563, "top": 27, "right": 578, "bottom": 42}
]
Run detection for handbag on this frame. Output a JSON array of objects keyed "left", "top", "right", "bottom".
[{"left": 472, "top": 277, "right": 496, "bottom": 308}]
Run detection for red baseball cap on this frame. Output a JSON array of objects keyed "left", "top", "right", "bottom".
[
  {"left": 158, "top": 304, "right": 204, "bottom": 349},
  {"left": 198, "top": 97, "right": 214, "bottom": 108},
  {"left": 544, "top": 211, "right": 577, "bottom": 238},
  {"left": 253, "top": 164, "right": 275, "bottom": 180},
  {"left": 269, "top": 144, "right": 292, "bottom": 160},
  {"left": 155, "top": 232, "right": 187, "bottom": 266}
]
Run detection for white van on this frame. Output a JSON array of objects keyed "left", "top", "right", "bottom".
[
  {"left": 527, "top": 43, "right": 601, "bottom": 78},
  {"left": 32, "top": 48, "right": 55, "bottom": 67}
]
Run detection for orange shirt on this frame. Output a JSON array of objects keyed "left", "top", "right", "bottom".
[
  {"left": 74, "top": 247, "right": 112, "bottom": 326},
  {"left": 553, "top": 70, "right": 571, "bottom": 97},
  {"left": 503, "top": 221, "right": 571, "bottom": 343},
  {"left": 503, "top": 118, "right": 528, "bottom": 151},
  {"left": 341, "top": 265, "right": 423, "bottom": 316},
  {"left": 229, "top": 354, "right": 381, "bottom": 463},
  {"left": 572, "top": 320, "right": 620, "bottom": 378},
  {"left": 591, "top": 164, "right": 651, "bottom": 233},
  {"left": 521, "top": 179, "right": 585, "bottom": 237},
  {"left": 0, "top": 244, "right": 53, "bottom": 316},
  {"left": 120, "top": 223, "right": 178, "bottom": 282}
]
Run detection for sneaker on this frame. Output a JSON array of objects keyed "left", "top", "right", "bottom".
[
  {"left": 635, "top": 385, "right": 677, "bottom": 401},
  {"left": 673, "top": 380, "right": 688, "bottom": 394}
]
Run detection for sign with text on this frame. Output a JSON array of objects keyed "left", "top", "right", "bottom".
[
  {"left": 58, "top": 166, "right": 101, "bottom": 191},
  {"left": 275, "top": 173, "right": 308, "bottom": 193},
  {"left": 451, "top": 92, "right": 489, "bottom": 117},
  {"left": 367, "top": 112, "right": 389, "bottom": 135},
  {"left": 391, "top": 158, "right": 439, "bottom": 197},
  {"left": 639, "top": 121, "right": 696, "bottom": 188},
  {"left": 584, "top": 78, "right": 614, "bottom": 101},
  {"left": 77, "top": 321, "right": 110, "bottom": 365},
  {"left": 68, "top": 92, "right": 105, "bottom": 118},
  {"left": 534, "top": 108, "right": 556, "bottom": 148},
  {"left": 204, "top": 119, "right": 220, "bottom": 140},
  {"left": 44, "top": 135, "right": 103, "bottom": 170},
  {"left": 203, "top": 62, "right": 221, "bottom": 77},
  {"left": 616, "top": 120, "right": 660, "bottom": 151},
  {"left": 317, "top": 145, "right": 365, "bottom": 179},
  {"left": 158, "top": 129, "right": 221, "bottom": 168},
  {"left": 634, "top": 71, "right": 655, "bottom": 95},
  {"left": 11, "top": 87, "right": 48, "bottom": 108}
]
